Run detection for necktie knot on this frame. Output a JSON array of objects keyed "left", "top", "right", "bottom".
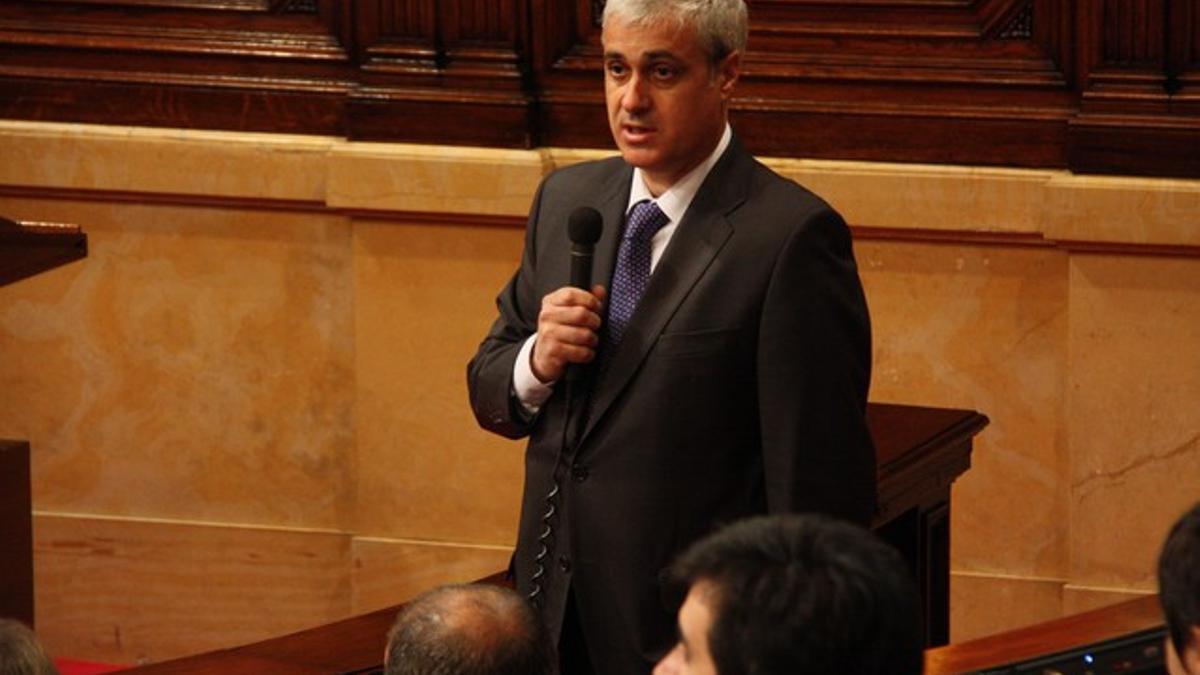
[{"left": 624, "top": 200, "right": 669, "bottom": 242}]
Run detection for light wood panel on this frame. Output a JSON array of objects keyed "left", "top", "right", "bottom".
[{"left": 33, "top": 515, "right": 353, "bottom": 665}]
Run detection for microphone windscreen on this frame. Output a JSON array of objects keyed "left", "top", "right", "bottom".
[{"left": 568, "top": 207, "right": 603, "bottom": 246}]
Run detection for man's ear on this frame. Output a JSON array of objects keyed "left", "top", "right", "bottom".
[
  {"left": 717, "top": 50, "right": 741, "bottom": 99},
  {"left": 1186, "top": 626, "right": 1200, "bottom": 674}
]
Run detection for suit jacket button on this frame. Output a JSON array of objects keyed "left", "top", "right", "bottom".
[
  {"left": 571, "top": 465, "right": 589, "bottom": 482},
  {"left": 558, "top": 555, "right": 571, "bottom": 573}
]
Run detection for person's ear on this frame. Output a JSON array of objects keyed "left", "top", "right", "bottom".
[
  {"left": 1185, "top": 626, "right": 1200, "bottom": 674},
  {"left": 717, "top": 50, "right": 740, "bottom": 99}
]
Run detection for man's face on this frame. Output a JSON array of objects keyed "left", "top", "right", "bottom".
[
  {"left": 602, "top": 15, "right": 739, "bottom": 195},
  {"left": 654, "top": 582, "right": 719, "bottom": 675}
]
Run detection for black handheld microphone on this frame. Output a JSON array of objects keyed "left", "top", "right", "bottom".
[
  {"left": 568, "top": 207, "right": 603, "bottom": 289},
  {"left": 566, "top": 207, "right": 603, "bottom": 383}
]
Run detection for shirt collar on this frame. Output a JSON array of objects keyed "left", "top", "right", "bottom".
[{"left": 627, "top": 123, "right": 732, "bottom": 225}]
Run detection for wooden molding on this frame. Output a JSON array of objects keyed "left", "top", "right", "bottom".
[{"left": 0, "top": 0, "right": 1196, "bottom": 174}]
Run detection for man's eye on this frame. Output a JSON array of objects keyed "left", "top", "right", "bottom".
[
  {"left": 606, "top": 62, "right": 628, "bottom": 78},
  {"left": 652, "top": 64, "right": 677, "bottom": 80}
]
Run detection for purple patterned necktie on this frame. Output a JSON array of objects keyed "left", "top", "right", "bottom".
[{"left": 600, "top": 199, "right": 670, "bottom": 362}]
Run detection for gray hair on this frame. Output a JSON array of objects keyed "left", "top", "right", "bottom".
[
  {"left": 0, "top": 619, "right": 58, "bottom": 675},
  {"left": 603, "top": 0, "right": 749, "bottom": 64}
]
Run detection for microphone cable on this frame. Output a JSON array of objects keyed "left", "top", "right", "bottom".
[{"left": 528, "top": 376, "right": 580, "bottom": 608}]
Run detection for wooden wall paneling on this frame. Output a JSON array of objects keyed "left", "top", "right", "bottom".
[
  {"left": 1033, "top": 0, "right": 1076, "bottom": 86},
  {"left": 0, "top": 1, "right": 1197, "bottom": 175},
  {"left": 350, "top": 0, "right": 437, "bottom": 71},
  {"left": 527, "top": 0, "right": 593, "bottom": 72},
  {"left": 0, "top": 0, "right": 355, "bottom": 134},
  {"left": 709, "top": 0, "right": 1074, "bottom": 165},
  {"left": 528, "top": 0, "right": 607, "bottom": 150},
  {"left": 346, "top": 0, "right": 535, "bottom": 147},
  {"left": 1069, "top": 0, "right": 1200, "bottom": 176},
  {"left": 1168, "top": 0, "right": 1200, "bottom": 101},
  {"left": 535, "top": 0, "right": 1079, "bottom": 164}
]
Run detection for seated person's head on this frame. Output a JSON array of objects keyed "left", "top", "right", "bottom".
[
  {"left": 1160, "top": 502, "right": 1200, "bottom": 675},
  {"left": 655, "top": 514, "right": 923, "bottom": 675},
  {"left": 384, "top": 583, "right": 552, "bottom": 675},
  {"left": 0, "top": 618, "right": 58, "bottom": 675}
]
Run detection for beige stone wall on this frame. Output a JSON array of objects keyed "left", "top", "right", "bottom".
[{"left": 0, "top": 120, "right": 1196, "bottom": 663}]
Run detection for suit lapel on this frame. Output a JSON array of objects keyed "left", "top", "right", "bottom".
[
  {"left": 592, "top": 165, "right": 633, "bottom": 298},
  {"left": 581, "top": 139, "right": 752, "bottom": 444}
]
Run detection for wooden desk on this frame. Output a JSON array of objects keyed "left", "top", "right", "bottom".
[
  {"left": 0, "top": 440, "right": 33, "bottom": 626},
  {"left": 122, "top": 403, "right": 986, "bottom": 673},
  {"left": 870, "top": 403, "right": 989, "bottom": 646},
  {"left": 1, "top": 215, "right": 87, "bottom": 626},
  {"left": 0, "top": 215, "right": 88, "bottom": 286},
  {"left": 925, "top": 594, "right": 1164, "bottom": 674}
]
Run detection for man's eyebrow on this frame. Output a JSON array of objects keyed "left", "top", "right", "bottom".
[
  {"left": 601, "top": 49, "right": 682, "bottom": 61},
  {"left": 644, "top": 49, "right": 681, "bottom": 61}
]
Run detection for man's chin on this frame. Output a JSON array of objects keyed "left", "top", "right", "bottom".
[{"left": 616, "top": 145, "right": 662, "bottom": 170}]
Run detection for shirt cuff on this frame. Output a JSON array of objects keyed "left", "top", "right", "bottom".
[{"left": 512, "top": 333, "right": 555, "bottom": 414}]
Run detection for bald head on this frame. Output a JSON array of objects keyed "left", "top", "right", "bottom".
[{"left": 384, "top": 584, "right": 553, "bottom": 675}]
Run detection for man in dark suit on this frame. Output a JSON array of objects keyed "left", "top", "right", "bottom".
[{"left": 467, "top": 0, "right": 875, "bottom": 672}]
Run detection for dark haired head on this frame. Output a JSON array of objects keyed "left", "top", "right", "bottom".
[
  {"left": 1159, "top": 502, "right": 1200, "bottom": 666},
  {"left": 665, "top": 514, "right": 923, "bottom": 675},
  {"left": 384, "top": 584, "right": 553, "bottom": 675}
]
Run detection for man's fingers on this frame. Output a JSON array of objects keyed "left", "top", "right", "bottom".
[
  {"left": 544, "top": 286, "right": 603, "bottom": 313},
  {"left": 531, "top": 324, "right": 598, "bottom": 382},
  {"left": 537, "top": 339, "right": 597, "bottom": 366},
  {"left": 540, "top": 323, "right": 600, "bottom": 351},
  {"left": 531, "top": 285, "right": 606, "bottom": 382},
  {"left": 540, "top": 303, "right": 602, "bottom": 331}
]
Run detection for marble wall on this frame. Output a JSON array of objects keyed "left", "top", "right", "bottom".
[{"left": 0, "top": 120, "right": 1196, "bottom": 662}]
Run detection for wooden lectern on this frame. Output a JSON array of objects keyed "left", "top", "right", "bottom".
[{"left": 0, "top": 215, "right": 88, "bottom": 627}]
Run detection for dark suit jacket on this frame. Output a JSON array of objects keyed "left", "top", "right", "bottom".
[{"left": 468, "top": 136, "right": 875, "bottom": 674}]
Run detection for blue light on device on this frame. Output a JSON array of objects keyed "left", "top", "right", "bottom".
[{"left": 1083, "top": 653, "right": 1095, "bottom": 664}]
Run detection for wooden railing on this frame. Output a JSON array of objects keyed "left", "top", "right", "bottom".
[{"left": 925, "top": 594, "right": 1164, "bottom": 674}]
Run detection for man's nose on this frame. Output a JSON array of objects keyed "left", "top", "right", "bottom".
[{"left": 621, "top": 73, "right": 650, "bottom": 112}]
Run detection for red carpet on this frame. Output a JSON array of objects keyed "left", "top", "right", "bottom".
[{"left": 55, "top": 658, "right": 128, "bottom": 674}]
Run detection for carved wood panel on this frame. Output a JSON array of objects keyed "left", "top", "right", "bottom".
[
  {"left": 535, "top": 0, "right": 1078, "bottom": 167},
  {"left": 1069, "top": 0, "right": 1198, "bottom": 175},
  {"left": 0, "top": 0, "right": 1196, "bottom": 175},
  {"left": 0, "top": 0, "right": 355, "bottom": 134},
  {"left": 345, "top": 0, "right": 532, "bottom": 145}
]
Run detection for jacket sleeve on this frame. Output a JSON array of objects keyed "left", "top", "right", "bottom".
[
  {"left": 466, "top": 179, "right": 547, "bottom": 440},
  {"left": 757, "top": 204, "right": 877, "bottom": 526}
]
